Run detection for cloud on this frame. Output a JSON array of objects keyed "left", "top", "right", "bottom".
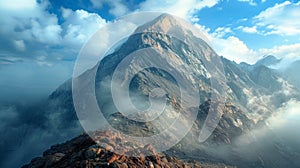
[
  {"left": 212, "top": 35, "right": 258, "bottom": 63},
  {"left": 0, "top": 0, "right": 36, "bottom": 9},
  {"left": 0, "top": 56, "right": 24, "bottom": 65},
  {"left": 194, "top": 17, "right": 300, "bottom": 65},
  {"left": 196, "top": 23, "right": 300, "bottom": 64},
  {"left": 237, "top": 0, "right": 257, "bottom": 6},
  {"left": 138, "top": 0, "right": 219, "bottom": 19},
  {"left": 211, "top": 34, "right": 300, "bottom": 64},
  {"left": 258, "top": 43, "right": 300, "bottom": 70},
  {"left": 13, "top": 40, "right": 26, "bottom": 51},
  {"left": 213, "top": 27, "right": 232, "bottom": 38},
  {"left": 238, "top": 26, "right": 258, "bottom": 34},
  {"left": 108, "top": 1, "right": 129, "bottom": 16},
  {"left": 0, "top": 0, "right": 61, "bottom": 63},
  {"left": 0, "top": 0, "right": 62, "bottom": 44},
  {"left": 0, "top": 102, "right": 82, "bottom": 168},
  {"left": 0, "top": 60, "right": 73, "bottom": 103},
  {"left": 89, "top": 0, "right": 220, "bottom": 19},
  {"left": 254, "top": 1, "right": 300, "bottom": 36},
  {"left": 0, "top": 1, "right": 108, "bottom": 100},
  {"left": 61, "top": 8, "right": 107, "bottom": 46},
  {"left": 0, "top": 0, "right": 107, "bottom": 64},
  {"left": 90, "top": 0, "right": 129, "bottom": 17},
  {"left": 239, "top": 99, "right": 300, "bottom": 148},
  {"left": 193, "top": 25, "right": 259, "bottom": 64},
  {"left": 205, "top": 99, "right": 300, "bottom": 167},
  {"left": 267, "top": 99, "right": 300, "bottom": 133},
  {"left": 258, "top": 43, "right": 300, "bottom": 59}
]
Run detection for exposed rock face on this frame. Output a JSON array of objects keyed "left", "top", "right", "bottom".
[
  {"left": 196, "top": 100, "right": 253, "bottom": 145},
  {"left": 23, "top": 130, "right": 234, "bottom": 168}
]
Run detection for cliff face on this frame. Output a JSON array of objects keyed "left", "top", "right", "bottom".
[{"left": 23, "top": 130, "right": 234, "bottom": 168}]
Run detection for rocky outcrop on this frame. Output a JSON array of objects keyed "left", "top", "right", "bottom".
[{"left": 23, "top": 130, "right": 234, "bottom": 168}]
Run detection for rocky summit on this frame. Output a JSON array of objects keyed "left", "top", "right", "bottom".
[{"left": 23, "top": 130, "right": 234, "bottom": 168}]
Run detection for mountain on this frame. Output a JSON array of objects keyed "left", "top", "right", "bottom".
[
  {"left": 238, "top": 55, "right": 300, "bottom": 94},
  {"left": 29, "top": 14, "right": 300, "bottom": 167},
  {"left": 255, "top": 55, "right": 281, "bottom": 67},
  {"left": 238, "top": 55, "right": 280, "bottom": 72}
]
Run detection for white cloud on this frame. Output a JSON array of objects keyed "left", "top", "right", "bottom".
[
  {"left": 210, "top": 32, "right": 300, "bottom": 64},
  {"left": 211, "top": 35, "right": 258, "bottom": 63},
  {"left": 138, "top": 0, "right": 219, "bottom": 19},
  {"left": 211, "top": 34, "right": 300, "bottom": 64},
  {"left": 258, "top": 43, "right": 300, "bottom": 59},
  {"left": 0, "top": 0, "right": 62, "bottom": 45},
  {"left": 254, "top": 1, "right": 300, "bottom": 36},
  {"left": 267, "top": 99, "right": 300, "bottom": 129},
  {"left": 89, "top": 0, "right": 103, "bottom": 8},
  {"left": 237, "top": 0, "right": 257, "bottom": 6},
  {"left": 13, "top": 40, "right": 26, "bottom": 51},
  {"left": 0, "top": 0, "right": 108, "bottom": 66},
  {"left": 29, "top": 18, "right": 62, "bottom": 44},
  {"left": 239, "top": 26, "right": 258, "bottom": 34},
  {"left": 193, "top": 25, "right": 259, "bottom": 64},
  {"left": 213, "top": 27, "right": 232, "bottom": 38},
  {"left": 0, "top": 0, "right": 220, "bottom": 66},
  {"left": 62, "top": 8, "right": 107, "bottom": 45},
  {"left": 0, "top": 0, "right": 36, "bottom": 10},
  {"left": 90, "top": 0, "right": 129, "bottom": 17},
  {"left": 0, "top": 56, "right": 24, "bottom": 65},
  {"left": 194, "top": 21, "right": 300, "bottom": 64},
  {"left": 109, "top": 1, "right": 129, "bottom": 16},
  {"left": 205, "top": 1, "right": 300, "bottom": 64}
]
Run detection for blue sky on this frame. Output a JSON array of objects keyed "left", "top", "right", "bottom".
[{"left": 0, "top": 0, "right": 300, "bottom": 101}]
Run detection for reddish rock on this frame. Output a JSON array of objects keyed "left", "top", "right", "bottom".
[{"left": 22, "top": 129, "right": 232, "bottom": 168}]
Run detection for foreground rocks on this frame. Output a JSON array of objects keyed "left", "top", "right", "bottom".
[{"left": 23, "top": 130, "right": 234, "bottom": 168}]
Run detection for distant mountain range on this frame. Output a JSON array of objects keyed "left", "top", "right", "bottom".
[
  {"left": 24, "top": 14, "right": 300, "bottom": 168},
  {"left": 239, "top": 54, "right": 300, "bottom": 91}
]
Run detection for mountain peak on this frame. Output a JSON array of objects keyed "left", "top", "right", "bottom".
[
  {"left": 134, "top": 13, "right": 186, "bottom": 34},
  {"left": 255, "top": 55, "right": 281, "bottom": 67},
  {"left": 154, "top": 13, "right": 178, "bottom": 23}
]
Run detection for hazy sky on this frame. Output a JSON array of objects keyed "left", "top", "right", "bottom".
[{"left": 0, "top": 0, "right": 300, "bottom": 100}]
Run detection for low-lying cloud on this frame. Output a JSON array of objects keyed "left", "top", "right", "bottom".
[
  {"left": 0, "top": 60, "right": 73, "bottom": 103},
  {"left": 0, "top": 101, "right": 82, "bottom": 168},
  {"left": 216, "top": 99, "right": 300, "bottom": 167}
]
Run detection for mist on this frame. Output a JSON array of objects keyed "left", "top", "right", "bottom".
[
  {"left": 269, "top": 57, "right": 300, "bottom": 71},
  {"left": 200, "top": 99, "right": 300, "bottom": 167},
  {"left": 0, "top": 100, "right": 83, "bottom": 168},
  {"left": 0, "top": 60, "right": 79, "bottom": 167},
  {"left": 267, "top": 57, "right": 300, "bottom": 90},
  {"left": 0, "top": 60, "right": 73, "bottom": 103}
]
